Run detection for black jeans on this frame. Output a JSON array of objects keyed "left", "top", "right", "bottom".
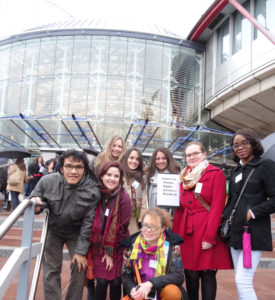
[{"left": 185, "top": 269, "right": 217, "bottom": 300}]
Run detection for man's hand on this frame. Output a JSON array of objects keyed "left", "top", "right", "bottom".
[
  {"left": 102, "top": 254, "right": 113, "bottom": 271},
  {"left": 32, "top": 197, "right": 43, "bottom": 213},
  {"left": 72, "top": 253, "right": 87, "bottom": 272}
]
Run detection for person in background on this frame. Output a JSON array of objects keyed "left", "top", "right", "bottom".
[
  {"left": 25, "top": 158, "right": 37, "bottom": 197},
  {"left": 145, "top": 147, "right": 180, "bottom": 209},
  {"left": 223, "top": 128, "right": 275, "bottom": 300},
  {"left": 43, "top": 159, "right": 56, "bottom": 175},
  {"left": 31, "top": 150, "right": 100, "bottom": 300},
  {"left": 33, "top": 156, "right": 45, "bottom": 188},
  {"left": 121, "top": 207, "right": 186, "bottom": 300},
  {"left": 7, "top": 158, "right": 33, "bottom": 210},
  {"left": 86, "top": 161, "right": 132, "bottom": 300},
  {"left": 121, "top": 147, "right": 146, "bottom": 234},
  {"left": 173, "top": 141, "right": 231, "bottom": 300},
  {"left": 0, "top": 159, "right": 10, "bottom": 211},
  {"left": 89, "top": 135, "right": 126, "bottom": 178}
]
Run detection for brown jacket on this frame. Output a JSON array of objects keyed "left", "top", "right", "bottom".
[{"left": 7, "top": 164, "right": 27, "bottom": 194}]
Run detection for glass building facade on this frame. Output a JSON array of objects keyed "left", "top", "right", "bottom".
[{"left": 0, "top": 26, "right": 233, "bottom": 166}]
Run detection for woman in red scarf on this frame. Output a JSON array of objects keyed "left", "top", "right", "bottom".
[
  {"left": 173, "top": 141, "right": 231, "bottom": 300},
  {"left": 86, "top": 161, "right": 132, "bottom": 300}
]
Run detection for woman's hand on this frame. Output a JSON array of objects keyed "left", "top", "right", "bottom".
[
  {"left": 247, "top": 210, "right": 252, "bottom": 222},
  {"left": 102, "top": 254, "right": 113, "bottom": 271},
  {"left": 132, "top": 281, "right": 153, "bottom": 299},
  {"left": 130, "top": 286, "right": 142, "bottom": 300},
  {"left": 201, "top": 241, "right": 213, "bottom": 250}
]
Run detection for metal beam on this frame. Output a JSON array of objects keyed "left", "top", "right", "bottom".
[
  {"left": 9, "top": 119, "right": 40, "bottom": 147},
  {"left": 124, "top": 123, "right": 134, "bottom": 144},
  {"left": 35, "top": 120, "right": 61, "bottom": 148},
  {"left": 172, "top": 125, "right": 200, "bottom": 154},
  {"left": 133, "top": 119, "right": 149, "bottom": 147},
  {"left": 60, "top": 120, "right": 81, "bottom": 148},
  {"left": 72, "top": 114, "right": 92, "bottom": 147},
  {"left": 207, "top": 146, "right": 231, "bottom": 157},
  {"left": 0, "top": 134, "right": 23, "bottom": 148},
  {"left": 229, "top": 0, "right": 275, "bottom": 45},
  {"left": 86, "top": 121, "right": 103, "bottom": 150},
  {"left": 142, "top": 127, "right": 159, "bottom": 152},
  {"left": 19, "top": 114, "right": 52, "bottom": 147}
]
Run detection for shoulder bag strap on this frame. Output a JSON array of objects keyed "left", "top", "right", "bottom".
[{"left": 228, "top": 168, "right": 255, "bottom": 221}]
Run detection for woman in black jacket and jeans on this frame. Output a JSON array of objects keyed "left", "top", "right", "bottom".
[{"left": 223, "top": 128, "right": 275, "bottom": 300}]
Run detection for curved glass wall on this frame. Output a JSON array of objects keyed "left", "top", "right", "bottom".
[{"left": 0, "top": 34, "right": 203, "bottom": 127}]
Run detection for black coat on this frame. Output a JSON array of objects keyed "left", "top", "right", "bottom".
[{"left": 223, "top": 157, "right": 275, "bottom": 251}]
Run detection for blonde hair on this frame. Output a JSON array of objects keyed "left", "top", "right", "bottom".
[
  {"left": 95, "top": 135, "right": 126, "bottom": 169},
  {"left": 141, "top": 207, "right": 173, "bottom": 229}
]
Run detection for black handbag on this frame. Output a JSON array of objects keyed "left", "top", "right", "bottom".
[{"left": 220, "top": 168, "right": 255, "bottom": 239}]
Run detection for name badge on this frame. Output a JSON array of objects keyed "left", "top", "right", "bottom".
[
  {"left": 149, "top": 260, "right": 157, "bottom": 269},
  {"left": 235, "top": 173, "right": 242, "bottom": 183},
  {"left": 105, "top": 208, "right": 109, "bottom": 217},
  {"left": 132, "top": 180, "right": 140, "bottom": 189},
  {"left": 195, "top": 182, "right": 202, "bottom": 193}
]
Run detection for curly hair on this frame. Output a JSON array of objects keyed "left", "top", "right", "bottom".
[
  {"left": 145, "top": 148, "right": 180, "bottom": 184},
  {"left": 141, "top": 207, "right": 173, "bottom": 229},
  {"left": 231, "top": 128, "right": 264, "bottom": 162}
]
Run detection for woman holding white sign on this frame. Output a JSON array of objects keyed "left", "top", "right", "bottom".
[
  {"left": 173, "top": 141, "right": 231, "bottom": 300},
  {"left": 145, "top": 147, "right": 180, "bottom": 209},
  {"left": 122, "top": 147, "right": 147, "bottom": 234}
]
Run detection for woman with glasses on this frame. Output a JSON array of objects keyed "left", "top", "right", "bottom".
[
  {"left": 145, "top": 148, "right": 180, "bottom": 209},
  {"left": 173, "top": 141, "right": 231, "bottom": 300},
  {"left": 223, "top": 128, "right": 275, "bottom": 300},
  {"left": 86, "top": 161, "right": 132, "bottom": 300},
  {"left": 89, "top": 135, "right": 126, "bottom": 178},
  {"left": 121, "top": 207, "right": 187, "bottom": 300},
  {"left": 121, "top": 147, "right": 147, "bottom": 234}
]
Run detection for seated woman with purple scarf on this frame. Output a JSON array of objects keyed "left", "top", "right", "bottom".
[
  {"left": 86, "top": 161, "right": 132, "bottom": 300},
  {"left": 121, "top": 207, "right": 188, "bottom": 300}
]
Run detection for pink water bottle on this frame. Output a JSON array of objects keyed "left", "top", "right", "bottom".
[{"left": 243, "top": 226, "right": 252, "bottom": 268}]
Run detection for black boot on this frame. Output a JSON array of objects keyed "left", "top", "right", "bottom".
[{"left": 87, "top": 279, "right": 95, "bottom": 300}]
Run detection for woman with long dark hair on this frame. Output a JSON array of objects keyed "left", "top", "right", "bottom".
[
  {"left": 121, "top": 147, "right": 146, "bottom": 234},
  {"left": 223, "top": 128, "right": 275, "bottom": 300},
  {"left": 145, "top": 147, "right": 180, "bottom": 209},
  {"left": 86, "top": 161, "right": 132, "bottom": 300}
]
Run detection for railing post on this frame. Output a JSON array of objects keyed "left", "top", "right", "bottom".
[{"left": 16, "top": 201, "right": 35, "bottom": 300}]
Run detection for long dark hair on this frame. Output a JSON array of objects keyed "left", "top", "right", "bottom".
[
  {"left": 231, "top": 128, "right": 264, "bottom": 162},
  {"left": 122, "top": 147, "right": 145, "bottom": 188},
  {"left": 145, "top": 148, "right": 180, "bottom": 184},
  {"left": 15, "top": 158, "right": 26, "bottom": 172}
]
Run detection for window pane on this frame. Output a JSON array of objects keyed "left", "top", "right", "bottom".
[
  {"left": 233, "top": 1, "right": 250, "bottom": 53},
  {"left": 217, "top": 19, "right": 230, "bottom": 64}
]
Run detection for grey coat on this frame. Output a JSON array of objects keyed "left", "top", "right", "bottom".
[{"left": 31, "top": 172, "right": 100, "bottom": 255}]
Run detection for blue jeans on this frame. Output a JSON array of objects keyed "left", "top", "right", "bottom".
[{"left": 10, "top": 191, "right": 20, "bottom": 210}]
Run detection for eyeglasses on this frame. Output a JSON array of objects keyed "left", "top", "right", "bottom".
[
  {"left": 185, "top": 151, "right": 202, "bottom": 158},
  {"left": 232, "top": 140, "right": 250, "bottom": 150},
  {"left": 63, "top": 164, "right": 85, "bottom": 171},
  {"left": 141, "top": 223, "right": 161, "bottom": 232}
]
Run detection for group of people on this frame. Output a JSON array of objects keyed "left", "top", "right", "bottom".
[
  {"left": 8, "top": 127, "right": 275, "bottom": 300},
  {"left": 2, "top": 156, "right": 57, "bottom": 211}
]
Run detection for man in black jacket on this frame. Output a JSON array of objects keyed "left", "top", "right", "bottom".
[{"left": 31, "top": 149, "right": 100, "bottom": 300}]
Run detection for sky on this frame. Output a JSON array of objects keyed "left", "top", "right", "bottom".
[{"left": 0, "top": 0, "right": 214, "bottom": 39}]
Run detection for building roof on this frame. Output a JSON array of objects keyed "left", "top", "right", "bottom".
[{"left": 24, "top": 18, "right": 181, "bottom": 39}]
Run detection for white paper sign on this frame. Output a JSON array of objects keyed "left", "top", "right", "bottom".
[{"left": 157, "top": 174, "right": 180, "bottom": 208}]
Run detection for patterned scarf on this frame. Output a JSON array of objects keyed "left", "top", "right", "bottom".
[
  {"left": 130, "top": 232, "right": 166, "bottom": 277},
  {"left": 86, "top": 185, "right": 122, "bottom": 279},
  {"left": 180, "top": 159, "right": 209, "bottom": 190}
]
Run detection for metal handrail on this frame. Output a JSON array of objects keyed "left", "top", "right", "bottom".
[{"left": 0, "top": 199, "right": 48, "bottom": 300}]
